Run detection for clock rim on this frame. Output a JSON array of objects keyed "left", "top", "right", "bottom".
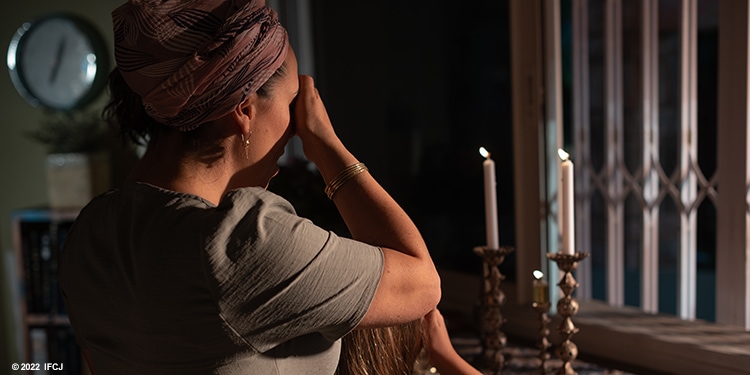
[{"left": 7, "top": 13, "right": 110, "bottom": 112}]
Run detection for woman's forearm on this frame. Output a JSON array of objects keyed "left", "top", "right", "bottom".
[{"left": 294, "top": 75, "right": 440, "bottom": 326}]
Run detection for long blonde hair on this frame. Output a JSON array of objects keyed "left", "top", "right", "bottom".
[{"left": 336, "top": 321, "right": 424, "bottom": 375}]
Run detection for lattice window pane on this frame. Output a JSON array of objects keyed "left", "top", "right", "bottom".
[{"left": 570, "top": 0, "right": 718, "bottom": 321}]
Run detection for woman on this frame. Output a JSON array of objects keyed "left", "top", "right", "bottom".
[{"left": 59, "top": 1, "right": 440, "bottom": 374}]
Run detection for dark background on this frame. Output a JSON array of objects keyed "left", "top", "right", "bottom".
[{"left": 270, "top": 1, "right": 516, "bottom": 279}]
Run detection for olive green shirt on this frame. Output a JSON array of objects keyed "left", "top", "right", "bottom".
[{"left": 60, "top": 182, "right": 383, "bottom": 374}]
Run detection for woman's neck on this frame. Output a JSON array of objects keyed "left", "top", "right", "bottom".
[{"left": 128, "top": 134, "right": 234, "bottom": 205}]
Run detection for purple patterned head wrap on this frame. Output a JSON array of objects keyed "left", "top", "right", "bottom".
[{"left": 112, "top": 0, "right": 288, "bottom": 131}]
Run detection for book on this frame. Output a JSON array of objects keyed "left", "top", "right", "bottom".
[
  {"left": 21, "top": 222, "right": 48, "bottom": 314},
  {"left": 15, "top": 209, "right": 81, "bottom": 374},
  {"left": 19, "top": 219, "right": 75, "bottom": 315}
]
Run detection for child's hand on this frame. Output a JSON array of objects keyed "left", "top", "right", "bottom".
[{"left": 421, "top": 309, "right": 482, "bottom": 375}]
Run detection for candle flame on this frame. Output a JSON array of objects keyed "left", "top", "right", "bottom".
[
  {"left": 533, "top": 269, "right": 544, "bottom": 280},
  {"left": 479, "top": 147, "right": 490, "bottom": 159},
  {"left": 558, "top": 148, "right": 570, "bottom": 161}
]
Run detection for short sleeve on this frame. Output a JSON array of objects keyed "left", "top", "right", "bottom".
[{"left": 200, "top": 188, "right": 383, "bottom": 353}]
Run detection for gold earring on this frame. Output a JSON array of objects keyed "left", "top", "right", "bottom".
[{"left": 241, "top": 133, "right": 250, "bottom": 160}]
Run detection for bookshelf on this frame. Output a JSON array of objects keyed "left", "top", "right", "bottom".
[{"left": 11, "top": 208, "right": 88, "bottom": 374}]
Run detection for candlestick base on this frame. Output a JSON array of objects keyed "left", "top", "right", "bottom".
[
  {"left": 546, "top": 252, "right": 589, "bottom": 375},
  {"left": 472, "top": 245, "right": 514, "bottom": 375},
  {"left": 533, "top": 301, "right": 552, "bottom": 374}
]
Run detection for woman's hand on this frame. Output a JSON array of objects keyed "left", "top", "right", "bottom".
[{"left": 293, "top": 75, "right": 353, "bottom": 175}]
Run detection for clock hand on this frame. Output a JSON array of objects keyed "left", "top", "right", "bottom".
[{"left": 49, "top": 37, "right": 66, "bottom": 84}]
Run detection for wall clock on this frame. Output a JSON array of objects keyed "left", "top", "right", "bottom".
[{"left": 7, "top": 13, "right": 109, "bottom": 112}]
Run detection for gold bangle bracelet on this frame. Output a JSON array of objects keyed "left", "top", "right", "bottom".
[{"left": 325, "top": 162, "right": 368, "bottom": 199}]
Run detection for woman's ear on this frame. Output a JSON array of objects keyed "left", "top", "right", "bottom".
[{"left": 232, "top": 95, "right": 256, "bottom": 135}]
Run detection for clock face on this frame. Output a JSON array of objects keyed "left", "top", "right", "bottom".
[{"left": 7, "top": 14, "right": 108, "bottom": 111}]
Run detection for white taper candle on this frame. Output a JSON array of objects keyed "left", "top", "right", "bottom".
[
  {"left": 480, "top": 147, "right": 499, "bottom": 249},
  {"left": 558, "top": 149, "right": 575, "bottom": 255}
]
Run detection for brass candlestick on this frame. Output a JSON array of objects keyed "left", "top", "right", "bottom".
[
  {"left": 532, "top": 269, "right": 551, "bottom": 375},
  {"left": 533, "top": 302, "right": 551, "bottom": 374},
  {"left": 472, "top": 245, "right": 514, "bottom": 375},
  {"left": 546, "top": 252, "right": 589, "bottom": 375}
]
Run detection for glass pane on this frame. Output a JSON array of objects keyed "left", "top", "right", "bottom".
[
  {"left": 591, "top": 189, "right": 607, "bottom": 301},
  {"left": 587, "top": 0, "right": 607, "bottom": 304},
  {"left": 696, "top": 200, "right": 716, "bottom": 321},
  {"left": 658, "top": 0, "right": 681, "bottom": 177},
  {"left": 624, "top": 193, "right": 642, "bottom": 308},
  {"left": 696, "top": 0, "right": 718, "bottom": 323},
  {"left": 658, "top": 195, "right": 679, "bottom": 315},
  {"left": 588, "top": 0, "right": 606, "bottom": 173},
  {"left": 621, "top": 0, "right": 644, "bottom": 309},
  {"left": 622, "top": 0, "right": 643, "bottom": 175}
]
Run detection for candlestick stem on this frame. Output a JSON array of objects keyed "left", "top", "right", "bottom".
[
  {"left": 472, "top": 246, "right": 514, "bottom": 375},
  {"left": 533, "top": 301, "right": 552, "bottom": 374},
  {"left": 546, "top": 252, "right": 589, "bottom": 375}
]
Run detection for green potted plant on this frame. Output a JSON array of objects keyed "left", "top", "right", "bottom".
[{"left": 27, "top": 110, "right": 113, "bottom": 209}]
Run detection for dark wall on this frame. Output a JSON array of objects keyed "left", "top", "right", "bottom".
[{"left": 301, "top": 1, "right": 514, "bottom": 275}]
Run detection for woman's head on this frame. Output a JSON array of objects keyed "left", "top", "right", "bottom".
[
  {"left": 110, "top": 0, "right": 288, "bottom": 132},
  {"left": 104, "top": 58, "right": 290, "bottom": 147}
]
